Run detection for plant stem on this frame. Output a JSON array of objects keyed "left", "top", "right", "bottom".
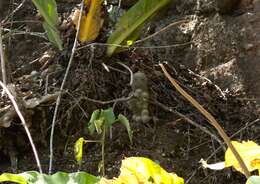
[
  {"left": 0, "top": 81, "right": 42, "bottom": 173},
  {"left": 101, "top": 127, "right": 106, "bottom": 176},
  {"left": 0, "top": 26, "right": 7, "bottom": 85}
]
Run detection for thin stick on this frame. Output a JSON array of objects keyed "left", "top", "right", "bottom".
[
  {"left": 117, "top": 62, "right": 133, "bottom": 85},
  {"left": 187, "top": 69, "right": 226, "bottom": 100},
  {"left": 48, "top": 0, "right": 84, "bottom": 174},
  {"left": 206, "top": 118, "right": 260, "bottom": 161},
  {"left": 81, "top": 94, "right": 133, "bottom": 105},
  {"left": 0, "top": 26, "right": 7, "bottom": 85},
  {"left": 0, "top": 81, "right": 42, "bottom": 173},
  {"left": 2, "top": 0, "right": 26, "bottom": 23},
  {"left": 153, "top": 100, "right": 224, "bottom": 149},
  {"left": 77, "top": 41, "right": 191, "bottom": 51},
  {"left": 159, "top": 63, "right": 250, "bottom": 178},
  {"left": 2, "top": 28, "right": 47, "bottom": 40},
  {"left": 134, "top": 19, "right": 188, "bottom": 44}
]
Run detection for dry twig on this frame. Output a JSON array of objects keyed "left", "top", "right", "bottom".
[
  {"left": 0, "top": 81, "right": 42, "bottom": 173},
  {"left": 153, "top": 100, "right": 224, "bottom": 150},
  {"left": 135, "top": 19, "right": 188, "bottom": 44},
  {"left": 48, "top": 0, "right": 84, "bottom": 174},
  {"left": 0, "top": 26, "right": 7, "bottom": 85}
]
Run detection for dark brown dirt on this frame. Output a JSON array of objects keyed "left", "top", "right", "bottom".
[{"left": 0, "top": 0, "right": 260, "bottom": 184}]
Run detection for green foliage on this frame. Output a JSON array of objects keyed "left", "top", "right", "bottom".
[
  {"left": 0, "top": 173, "right": 27, "bottom": 184},
  {"left": 88, "top": 109, "right": 101, "bottom": 135},
  {"left": 0, "top": 171, "right": 99, "bottom": 184},
  {"left": 31, "top": 0, "right": 63, "bottom": 50},
  {"left": 42, "top": 21, "right": 63, "bottom": 50},
  {"left": 102, "top": 108, "right": 116, "bottom": 126},
  {"left": 75, "top": 108, "right": 132, "bottom": 175},
  {"left": 0, "top": 157, "right": 185, "bottom": 184},
  {"left": 106, "top": 0, "right": 171, "bottom": 56},
  {"left": 117, "top": 114, "right": 133, "bottom": 144},
  {"left": 87, "top": 108, "right": 132, "bottom": 143},
  {"left": 246, "top": 176, "right": 260, "bottom": 184}
]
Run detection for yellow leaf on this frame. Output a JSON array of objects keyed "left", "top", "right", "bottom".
[
  {"left": 72, "top": 0, "right": 104, "bottom": 42},
  {"left": 97, "top": 157, "right": 184, "bottom": 184},
  {"left": 225, "top": 141, "right": 260, "bottom": 175},
  {"left": 118, "top": 157, "right": 184, "bottom": 184},
  {"left": 126, "top": 40, "right": 133, "bottom": 46},
  {"left": 74, "top": 137, "right": 85, "bottom": 166},
  {"left": 99, "top": 175, "right": 141, "bottom": 184}
]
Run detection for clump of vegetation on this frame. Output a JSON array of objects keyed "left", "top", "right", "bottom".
[
  {"left": 0, "top": 157, "right": 185, "bottom": 184},
  {"left": 75, "top": 108, "right": 132, "bottom": 175}
]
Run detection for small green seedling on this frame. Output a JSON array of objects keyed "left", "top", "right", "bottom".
[{"left": 74, "top": 108, "right": 132, "bottom": 176}]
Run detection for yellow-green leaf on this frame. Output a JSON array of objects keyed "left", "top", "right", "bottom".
[
  {"left": 74, "top": 137, "right": 85, "bottom": 166},
  {"left": 0, "top": 173, "right": 27, "bottom": 184},
  {"left": 225, "top": 141, "right": 260, "bottom": 175},
  {"left": 94, "top": 118, "right": 104, "bottom": 134},
  {"left": 201, "top": 140, "right": 260, "bottom": 176}
]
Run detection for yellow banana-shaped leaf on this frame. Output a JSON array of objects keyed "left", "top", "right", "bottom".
[
  {"left": 202, "top": 140, "right": 260, "bottom": 176},
  {"left": 72, "top": 0, "right": 104, "bottom": 42},
  {"left": 74, "top": 137, "right": 85, "bottom": 166},
  {"left": 225, "top": 141, "right": 260, "bottom": 175}
]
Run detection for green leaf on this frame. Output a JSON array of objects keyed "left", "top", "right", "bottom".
[
  {"left": 102, "top": 108, "right": 116, "bottom": 126},
  {"left": 31, "top": 0, "right": 63, "bottom": 50},
  {"left": 246, "top": 176, "right": 260, "bottom": 184},
  {"left": 0, "top": 173, "right": 27, "bottom": 184},
  {"left": 88, "top": 109, "right": 101, "bottom": 135},
  {"left": 94, "top": 118, "right": 104, "bottom": 134},
  {"left": 43, "top": 21, "right": 63, "bottom": 50},
  {"left": 74, "top": 137, "right": 85, "bottom": 166},
  {"left": 107, "top": 0, "right": 171, "bottom": 56},
  {"left": 0, "top": 171, "right": 100, "bottom": 184},
  {"left": 117, "top": 114, "right": 133, "bottom": 144},
  {"left": 31, "top": 0, "right": 59, "bottom": 26}
]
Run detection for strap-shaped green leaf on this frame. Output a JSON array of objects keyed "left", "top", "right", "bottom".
[
  {"left": 43, "top": 21, "right": 63, "bottom": 50},
  {"left": 31, "top": 0, "right": 62, "bottom": 50},
  {"left": 107, "top": 0, "right": 171, "bottom": 56},
  {"left": 31, "top": 0, "right": 59, "bottom": 26}
]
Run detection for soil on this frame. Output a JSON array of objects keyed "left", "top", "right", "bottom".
[{"left": 0, "top": 0, "right": 260, "bottom": 183}]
